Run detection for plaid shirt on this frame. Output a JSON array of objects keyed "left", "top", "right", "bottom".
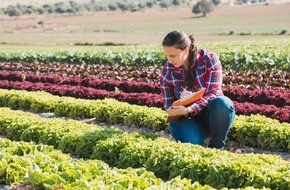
[{"left": 160, "top": 49, "right": 223, "bottom": 116}]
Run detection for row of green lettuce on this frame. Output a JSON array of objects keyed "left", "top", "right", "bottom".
[
  {"left": 0, "top": 108, "right": 288, "bottom": 189},
  {"left": 0, "top": 89, "right": 289, "bottom": 152},
  {"left": 0, "top": 138, "right": 215, "bottom": 190},
  {"left": 0, "top": 42, "right": 289, "bottom": 71}
]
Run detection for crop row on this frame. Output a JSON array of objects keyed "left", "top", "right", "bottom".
[
  {"left": 0, "top": 138, "right": 213, "bottom": 190},
  {"left": 0, "top": 47, "right": 289, "bottom": 71},
  {"left": 0, "top": 108, "right": 289, "bottom": 189},
  {"left": 0, "top": 80, "right": 164, "bottom": 107},
  {"left": 0, "top": 89, "right": 289, "bottom": 152},
  {"left": 0, "top": 70, "right": 289, "bottom": 107},
  {"left": 0, "top": 70, "right": 161, "bottom": 94},
  {"left": 1, "top": 62, "right": 289, "bottom": 88},
  {"left": 224, "top": 86, "right": 290, "bottom": 107},
  {"left": 0, "top": 80, "right": 289, "bottom": 123},
  {"left": 0, "top": 62, "right": 159, "bottom": 83}
]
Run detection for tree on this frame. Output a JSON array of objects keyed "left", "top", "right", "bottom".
[
  {"left": 212, "top": 0, "right": 221, "bottom": 5},
  {"left": 43, "top": 4, "right": 54, "bottom": 14},
  {"left": 5, "top": 5, "right": 21, "bottom": 16},
  {"left": 159, "top": 0, "right": 171, "bottom": 8},
  {"left": 69, "top": 1, "right": 78, "bottom": 9},
  {"left": 146, "top": 1, "right": 155, "bottom": 8},
  {"left": 128, "top": 3, "right": 139, "bottom": 12},
  {"left": 173, "top": 0, "right": 181, "bottom": 6},
  {"left": 36, "top": 8, "right": 44, "bottom": 14},
  {"left": 108, "top": 3, "right": 118, "bottom": 11},
  {"left": 192, "top": 0, "right": 213, "bottom": 17},
  {"left": 138, "top": 2, "right": 146, "bottom": 9},
  {"left": 117, "top": 2, "right": 129, "bottom": 12},
  {"left": 25, "top": 5, "right": 36, "bottom": 14}
]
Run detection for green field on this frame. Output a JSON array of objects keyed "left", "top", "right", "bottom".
[
  {"left": 0, "top": 2, "right": 289, "bottom": 49},
  {"left": 1, "top": 38, "right": 289, "bottom": 54}
]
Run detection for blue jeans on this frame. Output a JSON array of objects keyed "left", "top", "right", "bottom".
[{"left": 169, "top": 96, "right": 235, "bottom": 149}]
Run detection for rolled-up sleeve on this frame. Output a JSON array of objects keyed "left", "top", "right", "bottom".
[{"left": 160, "top": 63, "right": 175, "bottom": 110}]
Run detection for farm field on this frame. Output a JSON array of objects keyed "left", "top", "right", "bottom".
[
  {"left": 0, "top": 1, "right": 290, "bottom": 190},
  {"left": 0, "top": 43, "right": 289, "bottom": 189},
  {"left": 0, "top": 3, "right": 289, "bottom": 47}
]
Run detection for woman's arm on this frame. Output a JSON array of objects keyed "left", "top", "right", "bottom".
[
  {"left": 160, "top": 63, "right": 176, "bottom": 110},
  {"left": 188, "top": 52, "right": 223, "bottom": 115}
]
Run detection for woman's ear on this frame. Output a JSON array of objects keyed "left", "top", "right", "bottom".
[{"left": 184, "top": 46, "right": 189, "bottom": 54}]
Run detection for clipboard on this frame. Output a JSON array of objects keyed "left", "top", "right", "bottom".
[{"left": 166, "top": 88, "right": 206, "bottom": 123}]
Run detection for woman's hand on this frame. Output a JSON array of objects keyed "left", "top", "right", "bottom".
[{"left": 166, "top": 105, "right": 187, "bottom": 116}]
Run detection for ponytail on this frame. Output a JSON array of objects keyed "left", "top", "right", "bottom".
[{"left": 184, "top": 35, "right": 198, "bottom": 88}]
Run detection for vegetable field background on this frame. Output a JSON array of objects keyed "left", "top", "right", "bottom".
[
  {"left": 0, "top": 1, "right": 289, "bottom": 189},
  {"left": 0, "top": 3, "right": 289, "bottom": 46}
]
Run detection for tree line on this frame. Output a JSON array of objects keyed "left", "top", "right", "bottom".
[{"left": 2, "top": 0, "right": 220, "bottom": 17}]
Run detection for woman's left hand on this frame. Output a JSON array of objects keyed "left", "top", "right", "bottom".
[
  {"left": 167, "top": 105, "right": 187, "bottom": 116},
  {"left": 180, "top": 90, "right": 193, "bottom": 99}
]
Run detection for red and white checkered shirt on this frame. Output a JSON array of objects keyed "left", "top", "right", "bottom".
[{"left": 160, "top": 49, "right": 223, "bottom": 116}]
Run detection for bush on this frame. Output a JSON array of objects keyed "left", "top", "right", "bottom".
[
  {"left": 173, "top": 0, "right": 182, "bottom": 6},
  {"left": 108, "top": 3, "right": 118, "bottom": 11},
  {"left": 192, "top": 0, "right": 214, "bottom": 17},
  {"left": 212, "top": 0, "right": 221, "bottom": 5},
  {"left": 160, "top": 0, "right": 172, "bottom": 8},
  {"left": 5, "top": 5, "right": 22, "bottom": 16},
  {"left": 128, "top": 3, "right": 139, "bottom": 12},
  {"left": 279, "top": 29, "right": 287, "bottom": 35}
]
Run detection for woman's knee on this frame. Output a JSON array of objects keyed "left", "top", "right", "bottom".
[
  {"left": 206, "top": 96, "right": 236, "bottom": 132},
  {"left": 208, "top": 96, "right": 235, "bottom": 114}
]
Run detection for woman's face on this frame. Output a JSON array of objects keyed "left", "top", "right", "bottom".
[{"left": 163, "top": 46, "right": 189, "bottom": 68}]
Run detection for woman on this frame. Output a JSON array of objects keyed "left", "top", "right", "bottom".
[{"left": 160, "top": 31, "right": 235, "bottom": 149}]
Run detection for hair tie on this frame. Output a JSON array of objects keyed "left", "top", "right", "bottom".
[{"left": 190, "top": 42, "right": 194, "bottom": 50}]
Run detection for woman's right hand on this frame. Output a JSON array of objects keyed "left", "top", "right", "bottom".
[{"left": 166, "top": 105, "right": 187, "bottom": 116}]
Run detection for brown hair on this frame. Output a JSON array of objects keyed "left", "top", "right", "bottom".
[{"left": 162, "top": 31, "right": 198, "bottom": 88}]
